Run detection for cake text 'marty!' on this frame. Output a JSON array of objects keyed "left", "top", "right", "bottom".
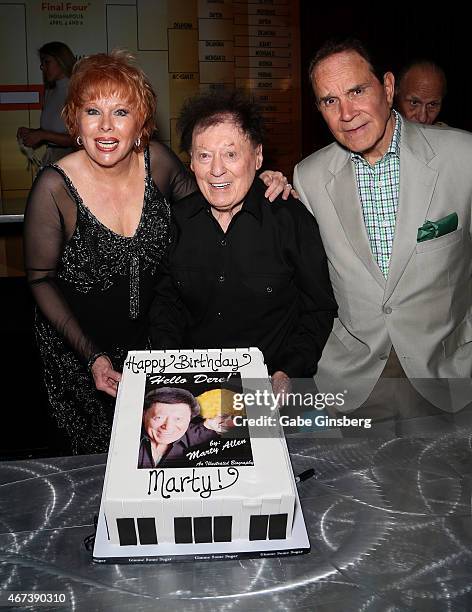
[{"left": 147, "top": 467, "right": 240, "bottom": 499}]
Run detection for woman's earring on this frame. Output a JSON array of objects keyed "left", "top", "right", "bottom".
[
  {"left": 76, "top": 136, "right": 83, "bottom": 146},
  {"left": 135, "top": 137, "right": 141, "bottom": 149}
]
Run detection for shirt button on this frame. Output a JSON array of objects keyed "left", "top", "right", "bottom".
[
  {"left": 218, "top": 274, "right": 225, "bottom": 282},
  {"left": 266, "top": 286, "right": 273, "bottom": 293},
  {"left": 220, "top": 239, "right": 227, "bottom": 247},
  {"left": 383, "top": 305, "right": 392, "bottom": 314}
]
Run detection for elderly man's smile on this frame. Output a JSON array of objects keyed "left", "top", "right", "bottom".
[
  {"left": 344, "top": 123, "right": 368, "bottom": 133},
  {"left": 210, "top": 182, "right": 231, "bottom": 189}
]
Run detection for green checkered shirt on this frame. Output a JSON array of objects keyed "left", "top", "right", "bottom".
[{"left": 351, "top": 111, "right": 401, "bottom": 277}]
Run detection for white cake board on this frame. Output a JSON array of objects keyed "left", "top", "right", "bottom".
[{"left": 92, "top": 489, "right": 310, "bottom": 564}]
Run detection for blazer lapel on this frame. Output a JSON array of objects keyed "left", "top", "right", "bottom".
[
  {"left": 326, "top": 154, "right": 386, "bottom": 289},
  {"left": 384, "top": 123, "right": 439, "bottom": 301}
]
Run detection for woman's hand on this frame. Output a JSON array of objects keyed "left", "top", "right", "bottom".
[
  {"left": 91, "top": 355, "right": 122, "bottom": 397},
  {"left": 259, "top": 170, "right": 299, "bottom": 202}
]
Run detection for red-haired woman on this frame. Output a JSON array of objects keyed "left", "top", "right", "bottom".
[{"left": 23, "top": 52, "right": 292, "bottom": 454}]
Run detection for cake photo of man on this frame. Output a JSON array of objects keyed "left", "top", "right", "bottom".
[{"left": 137, "top": 385, "right": 252, "bottom": 468}]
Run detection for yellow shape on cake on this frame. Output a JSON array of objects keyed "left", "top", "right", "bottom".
[{"left": 197, "top": 388, "right": 240, "bottom": 418}]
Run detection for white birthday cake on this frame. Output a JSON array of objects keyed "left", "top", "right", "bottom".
[{"left": 102, "top": 348, "right": 296, "bottom": 547}]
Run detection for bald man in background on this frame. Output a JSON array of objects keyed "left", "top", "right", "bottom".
[{"left": 395, "top": 60, "right": 447, "bottom": 125}]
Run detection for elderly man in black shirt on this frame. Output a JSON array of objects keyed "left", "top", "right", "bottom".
[{"left": 150, "top": 90, "right": 336, "bottom": 393}]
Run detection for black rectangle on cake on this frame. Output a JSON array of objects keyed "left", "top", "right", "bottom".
[
  {"left": 213, "top": 516, "right": 232, "bottom": 542},
  {"left": 174, "top": 517, "right": 193, "bottom": 544},
  {"left": 249, "top": 515, "right": 269, "bottom": 541},
  {"left": 193, "top": 517, "right": 213, "bottom": 543},
  {"left": 137, "top": 517, "right": 158, "bottom": 545},
  {"left": 116, "top": 518, "right": 137, "bottom": 546},
  {"left": 268, "top": 513, "right": 288, "bottom": 540}
]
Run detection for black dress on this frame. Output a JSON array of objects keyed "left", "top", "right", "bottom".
[{"left": 23, "top": 142, "right": 196, "bottom": 453}]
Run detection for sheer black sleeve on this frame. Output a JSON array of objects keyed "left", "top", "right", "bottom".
[
  {"left": 148, "top": 140, "right": 197, "bottom": 203},
  {"left": 23, "top": 167, "right": 99, "bottom": 362}
]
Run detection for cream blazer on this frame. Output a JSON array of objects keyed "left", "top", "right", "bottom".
[{"left": 294, "top": 120, "right": 472, "bottom": 411}]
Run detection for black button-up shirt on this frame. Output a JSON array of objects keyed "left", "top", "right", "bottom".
[{"left": 150, "top": 179, "right": 337, "bottom": 377}]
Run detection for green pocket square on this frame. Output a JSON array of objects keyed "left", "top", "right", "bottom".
[{"left": 417, "top": 212, "right": 458, "bottom": 242}]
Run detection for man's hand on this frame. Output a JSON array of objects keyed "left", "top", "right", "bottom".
[
  {"left": 204, "top": 415, "right": 235, "bottom": 433},
  {"left": 17, "top": 127, "right": 44, "bottom": 148},
  {"left": 259, "top": 170, "right": 300, "bottom": 202},
  {"left": 271, "top": 370, "right": 292, "bottom": 404},
  {"left": 91, "top": 355, "right": 122, "bottom": 398}
]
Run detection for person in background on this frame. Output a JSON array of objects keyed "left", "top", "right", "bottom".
[
  {"left": 23, "top": 52, "right": 295, "bottom": 455},
  {"left": 293, "top": 37, "right": 471, "bottom": 418},
  {"left": 395, "top": 59, "right": 447, "bottom": 125},
  {"left": 150, "top": 90, "right": 337, "bottom": 395},
  {"left": 17, "top": 41, "right": 77, "bottom": 164}
]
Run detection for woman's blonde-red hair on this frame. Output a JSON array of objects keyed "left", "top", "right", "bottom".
[{"left": 63, "top": 51, "right": 156, "bottom": 151}]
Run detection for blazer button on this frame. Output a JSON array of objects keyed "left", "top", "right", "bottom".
[
  {"left": 266, "top": 286, "right": 273, "bottom": 293},
  {"left": 220, "top": 239, "right": 227, "bottom": 247},
  {"left": 383, "top": 305, "right": 392, "bottom": 314},
  {"left": 218, "top": 274, "right": 225, "bottom": 282}
]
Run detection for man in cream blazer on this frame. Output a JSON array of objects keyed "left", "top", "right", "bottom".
[{"left": 294, "top": 38, "right": 471, "bottom": 412}]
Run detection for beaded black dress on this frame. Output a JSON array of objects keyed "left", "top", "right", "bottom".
[{"left": 23, "top": 142, "right": 196, "bottom": 453}]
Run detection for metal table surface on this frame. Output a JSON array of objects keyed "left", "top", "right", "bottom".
[{"left": 1, "top": 430, "right": 472, "bottom": 612}]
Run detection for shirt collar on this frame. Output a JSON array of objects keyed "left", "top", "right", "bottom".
[
  {"left": 186, "top": 177, "right": 264, "bottom": 224},
  {"left": 351, "top": 109, "right": 402, "bottom": 165}
]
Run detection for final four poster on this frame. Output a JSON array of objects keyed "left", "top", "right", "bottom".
[{"left": 137, "top": 370, "right": 254, "bottom": 469}]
